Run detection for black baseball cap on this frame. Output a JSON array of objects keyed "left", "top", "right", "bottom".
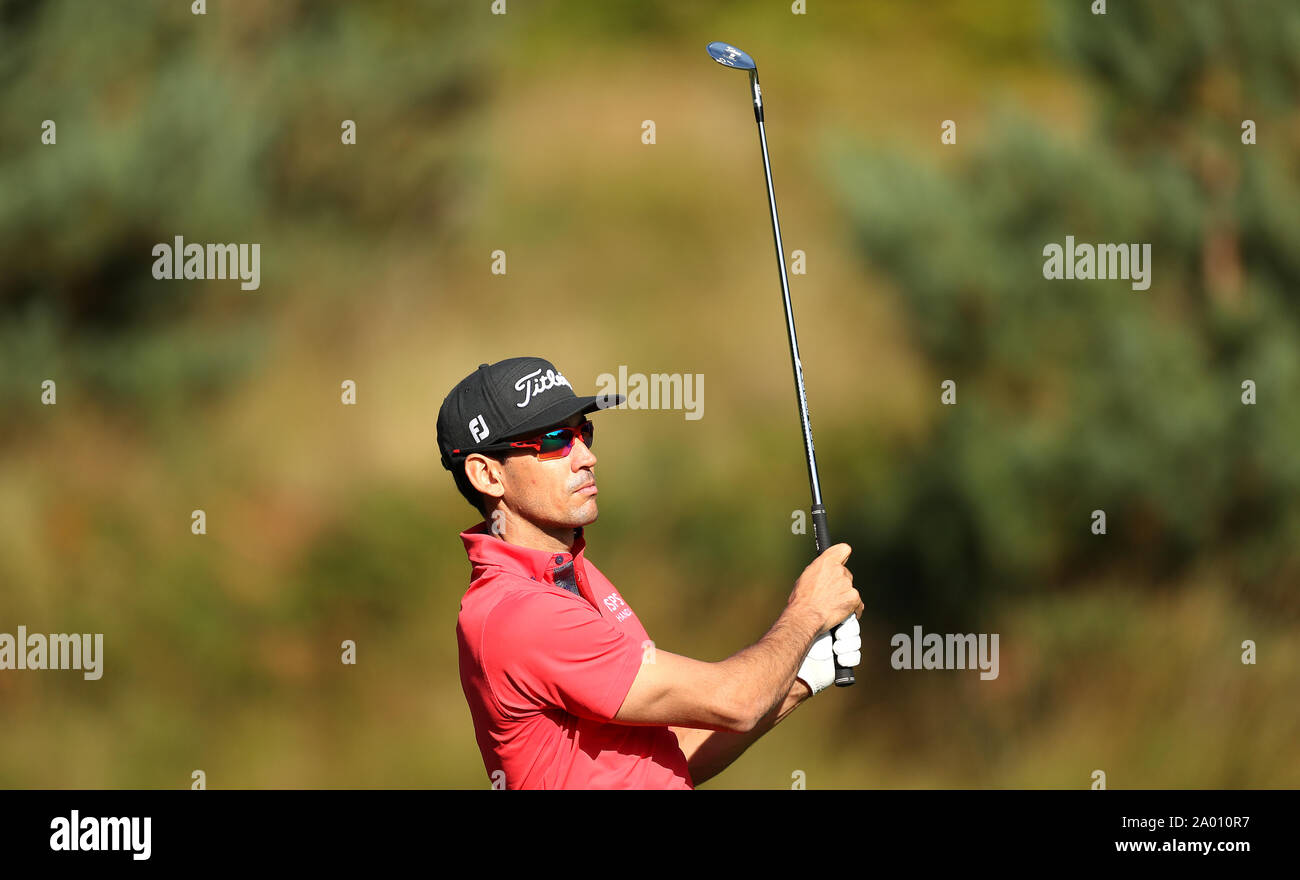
[{"left": 437, "top": 357, "right": 624, "bottom": 471}]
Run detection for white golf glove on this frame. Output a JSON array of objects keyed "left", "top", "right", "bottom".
[{"left": 796, "top": 615, "right": 862, "bottom": 696}]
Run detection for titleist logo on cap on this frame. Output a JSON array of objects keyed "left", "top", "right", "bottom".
[{"left": 514, "top": 368, "right": 572, "bottom": 408}]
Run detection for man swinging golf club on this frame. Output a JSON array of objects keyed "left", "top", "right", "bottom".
[{"left": 439, "top": 357, "right": 863, "bottom": 790}]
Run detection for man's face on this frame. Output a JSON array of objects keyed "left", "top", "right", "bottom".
[{"left": 467, "top": 412, "right": 599, "bottom": 537}]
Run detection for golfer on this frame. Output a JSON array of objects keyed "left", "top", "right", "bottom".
[{"left": 438, "top": 357, "right": 863, "bottom": 789}]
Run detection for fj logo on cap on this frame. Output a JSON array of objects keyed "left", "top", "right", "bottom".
[
  {"left": 514, "top": 368, "right": 572, "bottom": 409},
  {"left": 469, "top": 414, "right": 490, "bottom": 443}
]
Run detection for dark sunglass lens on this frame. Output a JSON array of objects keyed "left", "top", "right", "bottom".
[{"left": 538, "top": 430, "right": 569, "bottom": 455}]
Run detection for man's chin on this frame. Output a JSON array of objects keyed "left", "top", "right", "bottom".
[
  {"left": 567, "top": 495, "right": 598, "bottom": 525},
  {"left": 538, "top": 500, "right": 598, "bottom": 529}
]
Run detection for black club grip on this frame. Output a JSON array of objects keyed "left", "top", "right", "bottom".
[{"left": 811, "top": 504, "right": 855, "bottom": 687}]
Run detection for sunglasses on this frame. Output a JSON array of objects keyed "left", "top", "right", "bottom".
[{"left": 457, "top": 419, "right": 594, "bottom": 461}]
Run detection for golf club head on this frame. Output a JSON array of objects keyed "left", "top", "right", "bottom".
[
  {"left": 707, "top": 41, "right": 763, "bottom": 122},
  {"left": 706, "top": 41, "right": 756, "bottom": 71}
]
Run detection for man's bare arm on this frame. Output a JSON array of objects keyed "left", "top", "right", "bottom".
[
  {"left": 669, "top": 678, "right": 812, "bottom": 785},
  {"left": 613, "top": 544, "right": 860, "bottom": 733},
  {"left": 614, "top": 607, "right": 820, "bottom": 732}
]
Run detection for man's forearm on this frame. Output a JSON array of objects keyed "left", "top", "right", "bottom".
[
  {"left": 713, "top": 604, "right": 821, "bottom": 730},
  {"left": 671, "top": 678, "right": 812, "bottom": 786}
]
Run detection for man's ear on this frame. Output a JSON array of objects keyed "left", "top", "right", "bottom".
[{"left": 465, "top": 453, "right": 507, "bottom": 503}]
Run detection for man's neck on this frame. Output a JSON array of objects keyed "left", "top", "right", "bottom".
[{"left": 492, "top": 513, "right": 577, "bottom": 555}]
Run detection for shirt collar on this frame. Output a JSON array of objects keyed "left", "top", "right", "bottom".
[{"left": 460, "top": 521, "right": 588, "bottom": 582}]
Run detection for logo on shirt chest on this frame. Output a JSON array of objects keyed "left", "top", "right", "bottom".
[{"left": 602, "top": 591, "right": 632, "bottom": 622}]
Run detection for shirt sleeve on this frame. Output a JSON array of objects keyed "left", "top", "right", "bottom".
[{"left": 484, "top": 589, "right": 644, "bottom": 721}]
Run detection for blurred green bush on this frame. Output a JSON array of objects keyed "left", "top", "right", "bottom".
[
  {"left": 0, "top": 0, "right": 490, "bottom": 416},
  {"left": 824, "top": 0, "right": 1300, "bottom": 624}
]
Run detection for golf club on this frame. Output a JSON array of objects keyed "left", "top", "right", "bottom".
[{"left": 706, "top": 40, "right": 855, "bottom": 687}]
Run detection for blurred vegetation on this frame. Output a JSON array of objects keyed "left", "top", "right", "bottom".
[
  {"left": 824, "top": 0, "right": 1300, "bottom": 627},
  {"left": 0, "top": 0, "right": 490, "bottom": 423},
  {"left": 1, "top": 0, "right": 1296, "bottom": 789}
]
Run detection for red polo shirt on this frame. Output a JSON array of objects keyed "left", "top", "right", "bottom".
[{"left": 456, "top": 522, "right": 693, "bottom": 790}]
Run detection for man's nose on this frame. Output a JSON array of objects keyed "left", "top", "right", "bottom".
[{"left": 572, "top": 437, "right": 596, "bottom": 468}]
